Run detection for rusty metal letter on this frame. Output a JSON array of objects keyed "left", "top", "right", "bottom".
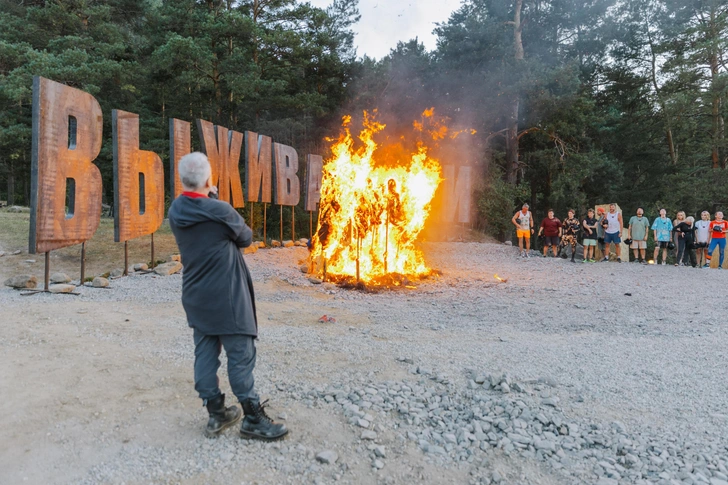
[
  {"left": 441, "top": 165, "right": 472, "bottom": 223},
  {"left": 272, "top": 143, "right": 300, "bottom": 207},
  {"left": 112, "top": 110, "right": 165, "bottom": 242},
  {"left": 196, "top": 119, "right": 244, "bottom": 208},
  {"left": 245, "top": 131, "right": 272, "bottom": 203},
  {"left": 169, "top": 118, "right": 190, "bottom": 199},
  {"left": 305, "top": 154, "right": 323, "bottom": 211},
  {"left": 29, "top": 76, "right": 103, "bottom": 254}
]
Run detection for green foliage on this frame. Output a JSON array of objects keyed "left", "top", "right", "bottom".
[{"left": 476, "top": 172, "right": 530, "bottom": 240}]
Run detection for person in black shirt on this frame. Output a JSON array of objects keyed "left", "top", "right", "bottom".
[
  {"left": 582, "top": 208, "right": 598, "bottom": 263},
  {"left": 674, "top": 216, "right": 697, "bottom": 267}
]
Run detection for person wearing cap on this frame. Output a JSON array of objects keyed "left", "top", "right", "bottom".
[
  {"left": 511, "top": 203, "right": 534, "bottom": 257},
  {"left": 651, "top": 208, "right": 673, "bottom": 265},
  {"left": 601, "top": 203, "right": 624, "bottom": 262},
  {"left": 582, "top": 208, "right": 598, "bottom": 262},
  {"left": 627, "top": 208, "right": 650, "bottom": 264},
  {"left": 538, "top": 209, "right": 562, "bottom": 257}
]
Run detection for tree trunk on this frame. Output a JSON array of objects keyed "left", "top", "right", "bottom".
[{"left": 506, "top": 0, "right": 524, "bottom": 185}]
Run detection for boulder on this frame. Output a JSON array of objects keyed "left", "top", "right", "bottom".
[
  {"left": 283, "top": 240, "right": 295, "bottom": 248},
  {"left": 243, "top": 245, "right": 258, "bottom": 254},
  {"left": 50, "top": 272, "right": 71, "bottom": 284},
  {"left": 167, "top": 254, "right": 181, "bottom": 262},
  {"left": 4, "top": 274, "right": 37, "bottom": 289},
  {"left": 109, "top": 268, "right": 124, "bottom": 278},
  {"left": 257, "top": 241, "right": 266, "bottom": 248},
  {"left": 153, "top": 261, "right": 182, "bottom": 276},
  {"left": 49, "top": 284, "right": 76, "bottom": 293},
  {"left": 7, "top": 205, "right": 30, "bottom": 213},
  {"left": 298, "top": 238, "right": 309, "bottom": 245},
  {"left": 133, "top": 263, "right": 149, "bottom": 271},
  {"left": 92, "top": 277, "right": 109, "bottom": 288},
  {"left": 300, "top": 264, "right": 309, "bottom": 273},
  {"left": 271, "top": 240, "right": 282, "bottom": 248},
  {"left": 308, "top": 277, "right": 322, "bottom": 284}
]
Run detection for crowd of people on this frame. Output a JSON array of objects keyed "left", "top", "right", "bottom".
[{"left": 511, "top": 203, "right": 728, "bottom": 268}]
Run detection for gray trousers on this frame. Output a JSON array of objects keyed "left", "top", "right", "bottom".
[{"left": 193, "top": 329, "right": 259, "bottom": 404}]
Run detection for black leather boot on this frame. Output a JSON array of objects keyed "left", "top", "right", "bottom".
[
  {"left": 205, "top": 393, "right": 242, "bottom": 437},
  {"left": 240, "top": 399, "right": 288, "bottom": 440}
]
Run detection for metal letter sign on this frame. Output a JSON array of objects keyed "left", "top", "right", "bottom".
[
  {"left": 245, "top": 131, "right": 272, "bottom": 203},
  {"left": 112, "top": 110, "right": 165, "bottom": 242},
  {"left": 169, "top": 118, "right": 190, "bottom": 199},
  {"left": 197, "top": 119, "right": 245, "bottom": 208},
  {"left": 29, "top": 76, "right": 103, "bottom": 254},
  {"left": 272, "top": 142, "right": 300, "bottom": 206},
  {"left": 441, "top": 165, "right": 472, "bottom": 224},
  {"left": 305, "top": 154, "right": 323, "bottom": 211}
]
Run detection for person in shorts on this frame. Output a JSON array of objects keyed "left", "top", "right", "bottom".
[
  {"left": 601, "top": 203, "right": 624, "bottom": 262},
  {"left": 560, "top": 209, "right": 580, "bottom": 262},
  {"left": 511, "top": 203, "right": 534, "bottom": 257},
  {"left": 694, "top": 211, "right": 711, "bottom": 267},
  {"left": 582, "top": 208, "right": 598, "bottom": 262},
  {"left": 628, "top": 208, "right": 650, "bottom": 263},
  {"left": 538, "top": 209, "right": 562, "bottom": 257},
  {"left": 651, "top": 208, "right": 673, "bottom": 265},
  {"left": 707, "top": 211, "right": 728, "bottom": 269}
]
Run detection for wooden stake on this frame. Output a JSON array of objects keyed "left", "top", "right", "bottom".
[
  {"left": 263, "top": 203, "right": 267, "bottom": 242},
  {"left": 292, "top": 206, "right": 295, "bottom": 241},
  {"left": 80, "top": 242, "right": 86, "bottom": 284},
  {"left": 123, "top": 241, "right": 129, "bottom": 276},
  {"left": 309, "top": 211, "right": 313, "bottom": 239},
  {"left": 151, "top": 232, "right": 155, "bottom": 269},
  {"left": 279, "top": 206, "right": 283, "bottom": 243},
  {"left": 44, "top": 251, "right": 50, "bottom": 291},
  {"left": 250, "top": 202, "right": 254, "bottom": 232}
]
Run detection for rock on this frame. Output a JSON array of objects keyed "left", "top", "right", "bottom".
[
  {"left": 243, "top": 245, "right": 258, "bottom": 254},
  {"left": 596, "top": 479, "right": 618, "bottom": 485},
  {"left": 133, "top": 263, "right": 149, "bottom": 271},
  {"left": 257, "top": 241, "right": 266, "bottom": 248},
  {"left": 361, "top": 430, "right": 377, "bottom": 440},
  {"left": 283, "top": 240, "right": 295, "bottom": 248},
  {"left": 0, "top": 251, "right": 5, "bottom": 257},
  {"left": 153, "top": 261, "right": 182, "bottom": 276},
  {"left": 271, "top": 240, "right": 281, "bottom": 248},
  {"left": 49, "top": 284, "right": 76, "bottom": 293},
  {"left": 500, "top": 383, "right": 511, "bottom": 393},
  {"left": 357, "top": 418, "right": 370, "bottom": 428},
  {"left": 4, "top": 275, "right": 38, "bottom": 289},
  {"left": 322, "top": 283, "right": 336, "bottom": 291},
  {"left": 373, "top": 445, "right": 386, "bottom": 458},
  {"left": 300, "top": 264, "right": 309, "bottom": 273},
  {"left": 298, "top": 238, "right": 309, "bottom": 244},
  {"left": 7, "top": 205, "right": 30, "bottom": 213},
  {"left": 50, "top": 272, "right": 71, "bottom": 284},
  {"left": 166, "top": 254, "right": 181, "bottom": 262},
  {"left": 504, "top": 241, "right": 513, "bottom": 246},
  {"left": 24, "top": 259, "right": 36, "bottom": 263},
  {"left": 12, "top": 250, "right": 22, "bottom": 255},
  {"left": 92, "top": 277, "right": 109, "bottom": 288},
  {"left": 315, "top": 450, "right": 338, "bottom": 464},
  {"left": 373, "top": 459, "right": 384, "bottom": 469},
  {"left": 110, "top": 268, "right": 124, "bottom": 278},
  {"left": 308, "top": 277, "right": 323, "bottom": 285},
  {"left": 294, "top": 241, "right": 303, "bottom": 247}
]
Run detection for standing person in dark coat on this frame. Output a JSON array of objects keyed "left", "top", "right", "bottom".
[{"left": 168, "top": 152, "right": 288, "bottom": 440}]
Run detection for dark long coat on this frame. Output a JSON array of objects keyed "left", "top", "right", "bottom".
[{"left": 168, "top": 195, "right": 257, "bottom": 337}]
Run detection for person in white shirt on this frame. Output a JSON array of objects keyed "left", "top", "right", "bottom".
[{"left": 694, "top": 211, "right": 711, "bottom": 268}]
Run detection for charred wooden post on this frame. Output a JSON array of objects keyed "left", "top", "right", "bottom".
[
  {"left": 150, "top": 232, "right": 155, "bottom": 269},
  {"left": 279, "top": 206, "right": 283, "bottom": 243},
  {"left": 309, "top": 211, "right": 313, "bottom": 239},
  {"left": 250, "top": 202, "right": 254, "bottom": 232},
  {"left": 292, "top": 206, "right": 295, "bottom": 241},
  {"left": 44, "top": 252, "right": 50, "bottom": 291},
  {"left": 80, "top": 242, "right": 86, "bottom": 284},
  {"left": 263, "top": 203, "right": 267, "bottom": 242},
  {"left": 123, "top": 241, "right": 128, "bottom": 276}
]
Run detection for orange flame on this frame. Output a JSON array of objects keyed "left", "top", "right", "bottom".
[{"left": 311, "top": 110, "right": 444, "bottom": 285}]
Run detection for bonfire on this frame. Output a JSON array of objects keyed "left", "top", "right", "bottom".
[{"left": 310, "top": 109, "right": 455, "bottom": 287}]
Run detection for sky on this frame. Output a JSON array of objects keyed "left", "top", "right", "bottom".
[{"left": 308, "top": 0, "right": 464, "bottom": 60}]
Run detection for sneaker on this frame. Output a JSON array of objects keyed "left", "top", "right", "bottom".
[
  {"left": 617, "top": 258, "right": 621, "bottom": 263},
  {"left": 632, "top": 259, "right": 640, "bottom": 263},
  {"left": 241, "top": 399, "right": 289, "bottom": 440},
  {"left": 703, "top": 264, "right": 710, "bottom": 268},
  {"left": 582, "top": 259, "right": 587, "bottom": 263},
  {"left": 661, "top": 262, "right": 666, "bottom": 265},
  {"left": 601, "top": 257, "right": 609, "bottom": 262},
  {"left": 525, "top": 252, "right": 530, "bottom": 258},
  {"left": 640, "top": 260, "right": 648, "bottom": 265}
]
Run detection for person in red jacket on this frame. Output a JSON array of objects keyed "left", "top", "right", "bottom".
[
  {"left": 707, "top": 211, "right": 727, "bottom": 269},
  {"left": 538, "top": 209, "right": 562, "bottom": 257}
]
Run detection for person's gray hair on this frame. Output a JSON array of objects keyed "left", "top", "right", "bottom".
[
  {"left": 178, "top": 152, "right": 211, "bottom": 190},
  {"left": 522, "top": 203, "right": 529, "bottom": 209}
]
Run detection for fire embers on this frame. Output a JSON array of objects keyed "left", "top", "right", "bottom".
[{"left": 310, "top": 111, "right": 444, "bottom": 286}]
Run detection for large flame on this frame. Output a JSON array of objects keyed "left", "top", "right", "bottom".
[{"left": 311, "top": 110, "right": 444, "bottom": 285}]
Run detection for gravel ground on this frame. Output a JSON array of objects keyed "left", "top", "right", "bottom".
[{"left": 1, "top": 242, "right": 727, "bottom": 485}]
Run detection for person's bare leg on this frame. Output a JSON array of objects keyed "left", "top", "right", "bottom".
[
  {"left": 654, "top": 247, "right": 659, "bottom": 262},
  {"left": 518, "top": 236, "right": 524, "bottom": 252},
  {"left": 640, "top": 248, "right": 646, "bottom": 261},
  {"left": 662, "top": 248, "right": 667, "bottom": 263},
  {"left": 552, "top": 245, "right": 558, "bottom": 257},
  {"left": 615, "top": 243, "right": 621, "bottom": 259},
  {"left": 526, "top": 238, "right": 531, "bottom": 251}
]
